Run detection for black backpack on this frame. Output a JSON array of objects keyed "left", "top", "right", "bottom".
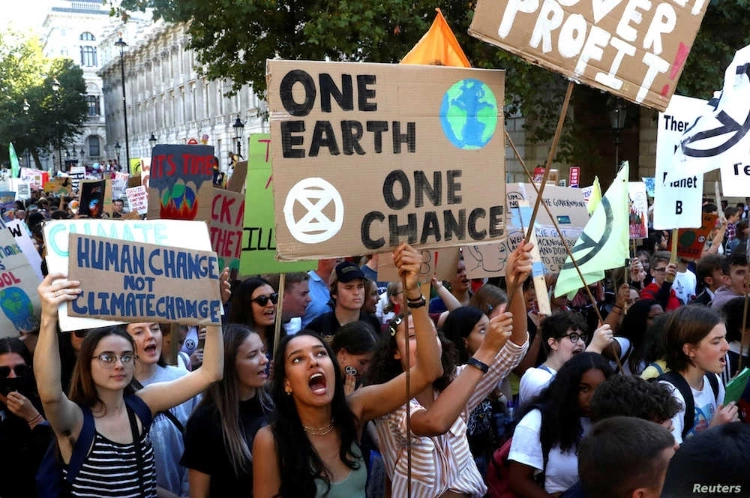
[
  {"left": 35, "top": 395, "right": 152, "bottom": 498},
  {"left": 658, "top": 370, "right": 719, "bottom": 439}
]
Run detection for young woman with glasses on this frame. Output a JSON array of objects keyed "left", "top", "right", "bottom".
[
  {"left": 33, "top": 272, "right": 229, "bottom": 498},
  {"left": 518, "top": 311, "right": 613, "bottom": 410},
  {"left": 228, "top": 277, "right": 281, "bottom": 355}
]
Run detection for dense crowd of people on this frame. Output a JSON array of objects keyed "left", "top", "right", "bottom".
[{"left": 2, "top": 195, "right": 750, "bottom": 497}]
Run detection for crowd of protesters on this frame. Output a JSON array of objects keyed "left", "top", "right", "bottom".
[{"left": 2, "top": 196, "right": 750, "bottom": 498}]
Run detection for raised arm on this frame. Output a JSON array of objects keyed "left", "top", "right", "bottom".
[
  {"left": 34, "top": 274, "right": 84, "bottom": 439},
  {"left": 410, "top": 309, "right": 513, "bottom": 437},
  {"left": 350, "top": 244, "right": 444, "bottom": 423},
  {"left": 138, "top": 269, "right": 230, "bottom": 414},
  {"left": 505, "top": 242, "right": 533, "bottom": 347}
]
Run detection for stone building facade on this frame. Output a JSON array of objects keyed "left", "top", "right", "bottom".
[{"left": 97, "top": 21, "right": 265, "bottom": 173}]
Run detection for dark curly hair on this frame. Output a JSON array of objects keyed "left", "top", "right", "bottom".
[
  {"left": 522, "top": 352, "right": 614, "bottom": 455},
  {"left": 619, "top": 299, "right": 660, "bottom": 375},
  {"left": 269, "top": 330, "right": 360, "bottom": 497},
  {"left": 540, "top": 310, "right": 588, "bottom": 354},
  {"left": 591, "top": 374, "right": 681, "bottom": 423},
  {"left": 441, "top": 307, "right": 485, "bottom": 364},
  {"left": 721, "top": 296, "right": 750, "bottom": 344},
  {"left": 364, "top": 314, "right": 458, "bottom": 393},
  {"left": 642, "top": 311, "right": 671, "bottom": 366}
]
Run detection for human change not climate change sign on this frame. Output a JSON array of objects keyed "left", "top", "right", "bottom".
[
  {"left": 268, "top": 60, "right": 506, "bottom": 260},
  {"left": 67, "top": 234, "right": 222, "bottom": 326},
  {"left": 44, "top": 219, "right": 215, "bottom": 331},
  {"left": 468, "top": 0, "right": 709, "bottom": 111}
]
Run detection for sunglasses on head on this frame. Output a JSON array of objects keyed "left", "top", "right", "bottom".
[
  {"left": 73, "top": 330, "right": 88, "bottom": 338},
  {"left": 251, "top": 293, "right": 279, "bottom": 306},
  {"left": 0, "top": 364, "right": 31, "bottom": 378}
]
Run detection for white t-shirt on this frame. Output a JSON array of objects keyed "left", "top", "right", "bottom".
[
  {"left": 660, "top": 373, "right": 725, "bottom": 445},
  {"left": 508, "top": 409, "right": 591, "bottom": 494},
  {"left": 673, "top": 269, "right": 697, "bottom": 304},
  {"left": 518, "top": 366, "right": 555, "bottom": 409}
]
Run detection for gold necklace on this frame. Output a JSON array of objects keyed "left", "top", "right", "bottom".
[{"left": 302, "top": 418, "right": 335, "bottom": 436}]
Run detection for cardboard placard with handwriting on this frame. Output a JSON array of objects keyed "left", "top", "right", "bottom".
[
  {"left": 468, "top": 0, "right": 709, "bottom": 110},
  {"left": 268, "top": 60, "right": 506, "bottom": 260},
  {"left": 148, "top": 145, "right": 214, "bottom": 222},
  {"left": 68, "top": 234, "right": 222, "bottom": 325}
]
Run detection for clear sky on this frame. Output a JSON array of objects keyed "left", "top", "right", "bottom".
[{"left": 2, "top": 0, "right": 54, "bottom": 32}]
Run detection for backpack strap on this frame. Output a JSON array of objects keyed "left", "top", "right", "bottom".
[
  {"left": 658, "top": 371, "right": 694, "bottom": 440},
  {"left": 129, "top": 380, "right": 182, "bottom": 432},
  {"left": 650, "top": 362, "right": 664, "bottom": 376},
  {"left": 126, "top": 401, "right": 146, "bottom": 498},
  {"left": 706, "top": 373, "right": 720, "bottom": 402},
  {"left": 65, "top": 405, "right": 96, "bottom": 484},
  {"left": 124, "top": 394, "right": 153, "bottom": 431}
]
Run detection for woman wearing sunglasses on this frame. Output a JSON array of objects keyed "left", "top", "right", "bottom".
[
  {"left": 34, "top": 272, "right": 228, "bottom": 498},
  {"left": 0, "top": 337, "right": 51, "bottom": 497},
  {"left": 228, "top": 277, "right": 281, "bottom": 355}
]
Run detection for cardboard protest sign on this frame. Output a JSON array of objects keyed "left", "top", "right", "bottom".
[
  {"left": 101, "top": 180, "right": 114, "bottom": 217},
  {"left": 0, "top": 227, "right": 42, "bottom": 338},
  {"left": 628, "top": 182, "right": 648, "bottom": 239},
  {"left": 44, "top": 177, "right": 73, "bottom": 196},
  {"left": 6, "top": 220, "right": 43, "bottom": 282},
  {"left": 377, "top": 247, "right": 461, "bottom": 283},
  {"left": 227, "top": 161, "right": 248, "bottom": 193},
  {"left": 9, "top": 179, "right": 31, "bottom": 200},
  {"left": 112, "top": 172, "right": 130, "bottom": 199},
  {"left": 676, "top": 213, "right": 716, "bottom": 259},
  {"left": 67, "top": 234, "right": 222, "bottom": 325},
  {"left": 130, "top": 158, "right": 143, "bottom": 177},
  {"left": 241, "top": 135, "right": 316, "bottom": 275},
  {"left": 78, "top": 180, "right": 106, "bottom": 218},
  {"left": 210, "top": 189, "right": 245, "bottom": 273},
  {"left": 268, "top": 60, "right": 506, "bottom": 259},
  {"left": 148, "top": 145, "right": 214, "bottom": 222},
  {"left": 0, "top": 192, "right": 16, "bottom": 222},
  {"left": 506, "top": 184, "right": 589, "bottom": 229},
  {"left": 468, "top": 0, "right": 708, "bottom": 111},
  {"left": 654, "top": 94, "right": 706, "bottom": 229},
  {"left": 126, "top": 186, "right": 148, "bottom": 214},
  {"left": 43, "top": 219, "right": 215, "bottom": 331},
  {"left": 139, "top": 157, "right": 151, "bottom": 190},
  {"left": 20, "top": 168, "right": 45, "bottom": 190}
]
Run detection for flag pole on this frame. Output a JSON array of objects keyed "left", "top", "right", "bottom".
[
  {"left": 505, "top": 81, "right": 573, "bottom": 310},
  {"left": 505, "top": 131, "right": 623, "bottom": 373}
]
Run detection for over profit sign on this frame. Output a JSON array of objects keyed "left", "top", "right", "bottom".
[
  {"left": 268, "top": 60, "right": 506, "bottom": 260},
  {"left": 469, "top": 0, "right": 709, "bottom": 111}
]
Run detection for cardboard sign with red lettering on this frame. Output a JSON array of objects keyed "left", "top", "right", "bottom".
[
  {"left": 468, "top": 0, "right": 709, "bottom": 111},
  {"left": 148, "top": 145, "right": 214, "bottom": 222},
  {"left": 126, "top": 186, "right": 148, "bottom": 214},
  {"left": 676, "top": 213, "right": 716, "bottom": 259},
  {"left": 210, "top": 189, "right": 245, "bottom": 272}
]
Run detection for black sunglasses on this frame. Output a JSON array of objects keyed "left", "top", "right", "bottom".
[
  {"left": 0, "top": 364, "right": 31, "bottom": 378},
  {"left": 251, "top": 293, "right": 279, "bottom": 306}
]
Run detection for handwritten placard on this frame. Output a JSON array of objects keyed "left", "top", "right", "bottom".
[{"left": 210, "top": 189, "right": 245, "bottom": 272}]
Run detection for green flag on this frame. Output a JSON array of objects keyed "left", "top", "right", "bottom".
[
  {"left": 555, "top": 162, "right": 630, "bottom": 298},
  {"left": 9, "top": 143, "right": 20, "bottom": 178},
  {"left": 587, "top": 176, "right": 602, "bottom": 215}
]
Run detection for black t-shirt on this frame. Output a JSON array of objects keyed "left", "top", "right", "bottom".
[
  {"left": 0, "top": 403, "right": 53, "bottom": 498},
  {"left": 181, "top": 396, "right": 267, "bottom": 497},
  {"left": 307, "top": 310, "right": 381, "bottom": 338}
]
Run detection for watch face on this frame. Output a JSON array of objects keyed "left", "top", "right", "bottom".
[{"left": 345, "top": 365, "right": 358, "bottom": 376}]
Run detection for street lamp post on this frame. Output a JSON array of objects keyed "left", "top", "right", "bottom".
[
  {"left": 149, "top": 133, "right": 157, "bottom": 151},
  {"left": 22, "top": 100, "right": 31, "bottom": 167},
  {"left": 115, "top": 142, "right": 121, "bottom": 167},
  {"left": 51, "top": 78, "right": 62, "bottom": 173},
  {"left": 115, "top": 38, "right": 131, "bottom": 174},
  {"left": 233, "top": 116, "right": 245, "bottom": 158},
  {"left": 609, "top": 98, "right": 627, "bottom": 173}
]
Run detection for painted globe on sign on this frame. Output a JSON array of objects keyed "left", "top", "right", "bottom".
[
  {"left": 440, "top": 78, "right": 498, "bottom": 150},
  {"left": 160, "top": 183, "right": 199, "bottom": 220}
]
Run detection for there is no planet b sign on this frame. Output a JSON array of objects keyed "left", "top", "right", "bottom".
[{"left": 267, "top": 60, "right": 506, "bottom": 260}]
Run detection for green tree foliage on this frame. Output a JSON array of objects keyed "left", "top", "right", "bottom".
[
  {"left": 114, "top": 0, "right": 749, "bottom": 166},
  {"left": 0, "top": 30, "right": 88, "bottom": 168}
]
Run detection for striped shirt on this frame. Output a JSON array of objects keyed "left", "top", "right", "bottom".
[
  {"left": 64, "top": 430, "right": 157, "bottom": 497},
  {"left": 375, "top": 338, "right": 528, "bottom": 498}
]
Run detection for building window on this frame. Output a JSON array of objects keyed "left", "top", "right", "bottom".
[
  {"left": 80, "top": 46, "right": 97, "bottom": 67},
  {"left": 88, "top": 136, "right": 100, "bottom": 157},
  {"left": 80, "top": 32, "right": 95, "bottom": 41},
  {"left": 86, "top": 95, "right": 100, "bottom": 116}
]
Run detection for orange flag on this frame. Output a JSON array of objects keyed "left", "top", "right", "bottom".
[{"left": 400, "top": 9, "right": 471, "bottom": 68}]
